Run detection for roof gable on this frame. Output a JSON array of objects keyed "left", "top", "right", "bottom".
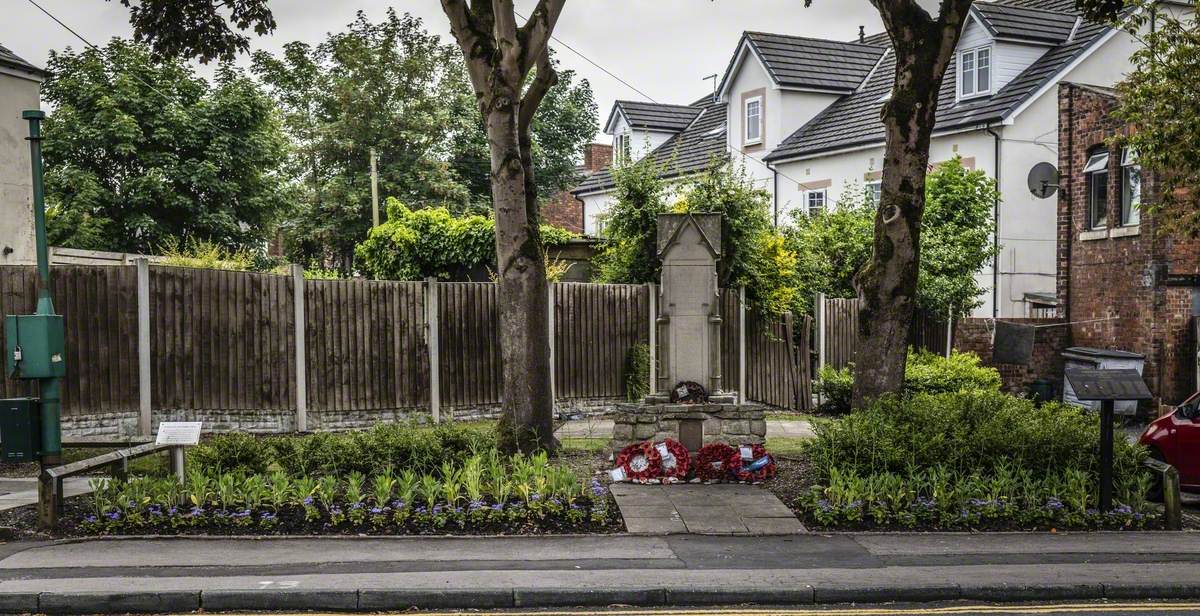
[
  {"left": 603, "top": 100, "right": 703, "bottom": 135},
  {"left": 765, "top": 0, "right": 1113, "bottom": 162},
  {"left": 717, "top": 31, "right": 885, "bottom": 99},
  {"left": 0, "top": 43, "right": 46, "bottom": 79},
  {"left": 972, "top": 1, "right": 1079, "bottom": 45}
]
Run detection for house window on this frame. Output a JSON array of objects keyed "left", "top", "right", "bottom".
[
  {"left": 958, "top": 46, "right": 992, "bottom": 99},
  {"left": 744, "top": 96, "right": 762, "bottom": 145},
  {"left": 805, "top": 189, "right": 827, "bottom": 216},
  {"left": 614, "top": 133, "right": 631, "bottom": 164},
  {"left": 1120, "top": 147, "right": 1141, "bottom": 226},
  {"left": 1083, "top": 149, "right": 1109, "bottom": 230},
  {"left": 866, "top": 181, "right": 882, "bottom": 205}
]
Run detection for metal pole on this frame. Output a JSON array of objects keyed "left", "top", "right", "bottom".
[
  {"left": 24, "top": 110, "right": 60, "bottom": 466},
  {"left": 370, "top": 148, "right": 380, "bottom": 228},
  {"left": 1099, "top": 399, "right": 1115, "bottom": 512}
]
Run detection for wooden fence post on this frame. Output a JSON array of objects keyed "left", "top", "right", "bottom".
[
  {"left": 135, "top": 258, "right": 151, "bottom": 437},
  {"left": 426, "top": 277, "right": 441, "bottom": 423},
  {"left": 738, "top": 286, "right": 747, "bottom": 403},
  {"left": 647, "top": 283, "right": 657, "bottom": 395},
  {"left": 291, "top": 264, "right": 307, "bottom": 432}
]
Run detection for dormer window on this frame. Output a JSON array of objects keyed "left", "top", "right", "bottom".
[
  {"left": 743, "top": 95, "right": 763, "bottom": 146},
  {"left": 614, "top": 132, "right": 631, "bottom": 164},
  {"left": 958, "top": 46, "right": 992, "bottom": 100}
]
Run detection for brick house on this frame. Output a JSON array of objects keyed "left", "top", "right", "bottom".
[
  {"left": 542, "top": 143, "right": 612, "bottom": 235},
  {"left": 1056, "top": 82, "right": 1200, "bottom": 406}
]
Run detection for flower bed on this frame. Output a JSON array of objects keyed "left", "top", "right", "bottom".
[{"left": 74, "top": 451, "right": 619, "bottom": 536}]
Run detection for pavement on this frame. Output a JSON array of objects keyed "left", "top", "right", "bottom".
[
  {"left": 1, "top": 532, "right": 1199, "bottom": 612},
  {"left": 611, "top": 482, "right": 805, "bottom": 535},
  {"left": 556, "top": 419, "right": 815, "bottom": 439},
  {"left": 0, "top": 478, "right": 94, "bottom": 513}
]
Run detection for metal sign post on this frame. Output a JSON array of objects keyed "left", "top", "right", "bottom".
[{"left": 1064, "top": 368, "right": 1152, "bottom": 512}]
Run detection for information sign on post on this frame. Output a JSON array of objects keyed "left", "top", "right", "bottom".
[
  {"left": 155, "top": 422, "right": 202, "bottom": 446},
  {"left": 1064, "top": 369, "right": 1151, "bottom": 512}
]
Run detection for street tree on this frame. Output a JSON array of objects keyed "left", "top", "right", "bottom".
[
  {"left": 111, "top": 0, "right": 275, "bottom": 63},
  {"left": 41, "top": 39, "right": 289, "bottom": 254},
  {"left": 439, "top": 0, "right": 566, "bottom": 453},
  {"left": 804, "top": 0, "right": 1128, "bottom": 409},
  {"left": 1114, "top": 2, "right": 1200, "bottom": 237}
]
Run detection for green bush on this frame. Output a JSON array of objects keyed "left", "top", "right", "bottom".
[
  {"left": 190, "top": 433, "right": 273, "bottom": 475},
  {"left": 808, "top": 390, "right": 1145, "bottom": 479},
  {"left": 267, "top": 422, "right": 496, "bottom": 477},
  {"left": 624, "top": 343, "right": 650, "bottom": 402},
  {"left": 816, "top": 349, "right": 1000, "bottom": 414}
]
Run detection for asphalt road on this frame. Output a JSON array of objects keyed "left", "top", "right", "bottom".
[{"left": 277, "top": 604, "right": 1200, "bottom": 615}]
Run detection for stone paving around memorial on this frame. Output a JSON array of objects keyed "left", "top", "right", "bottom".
[
  {"left": 609, "top": 482, "right": 806, "bottom": 535},
  {"left": 556, "top": 418, "right": 815, "bottom": 439}
]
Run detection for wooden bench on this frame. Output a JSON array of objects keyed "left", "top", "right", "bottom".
[{"left": 38, "top": 442, "right": 186, "bottom": 529}]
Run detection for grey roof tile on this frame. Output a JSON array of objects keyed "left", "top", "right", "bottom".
[
  {"left": 765, "top": 0, "right": 1108, "bottom": 162},
  {"left": 612, "top": 100, "right": 702, "bottom": 132},
  {"left": 734, "top": 32, "right": 885, "bottom": 93},
  {"left": 973, "top": 1, "right": 1079, "bottom": 44},
  {"left": 0, "top": 43, "right": 45, "bottom": 77},
  {"left": 574, "top": 97, "right": 728, "bottom": 196}
]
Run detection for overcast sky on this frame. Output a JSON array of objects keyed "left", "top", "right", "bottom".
[{"left": 2, "top": 1, "right": 913, "bottom": 142}]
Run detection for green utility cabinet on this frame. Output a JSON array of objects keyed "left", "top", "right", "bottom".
[
  {"left": 4, "top": 314, "right": 65, "bottom": 379},
  {"left": 0, "top": 398, "right": 41, "bottom": 462}
]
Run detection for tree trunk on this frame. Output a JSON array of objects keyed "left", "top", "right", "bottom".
[{"left": 851, "top": 0, "right": 973, "bottom": 409}]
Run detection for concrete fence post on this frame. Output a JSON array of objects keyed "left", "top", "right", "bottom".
[
  {"left": 647, "top": 283, "right": 657, "bottom": 395},
  {"left": 291, "top": 264, "right": 307, "bottom": 432},
  {"left": 426, "top": 277, "right": 441, "bottom": 423},
  {"left": 738, "top": 286, "right": 747, "bottom": 403},
  {"left": 548, "top": 282, "right": 556, "bottom": 405},
  {"left": 945, "top": 305, "right": 954, "bottom": 359},
  {"left": 816, "top": 292, "right": 826, "bottom": 373},
  {"left": 135, "top": 258, "right": 151, "bottom": 437}
]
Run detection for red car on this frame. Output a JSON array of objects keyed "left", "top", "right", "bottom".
[{"left": 1139, "top": 391, "right": 1200, "bottom": 491}]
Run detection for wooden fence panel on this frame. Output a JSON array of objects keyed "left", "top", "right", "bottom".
[
  {"left": 435, "top": 282, "right": 501, "bottom": 408},
  {"left": 821, "top": 296, "right": 952, "bottom": 371},
  {"left": 305, "top": 278, "right": 426, "bottom": 412},
  {"left": 0, "top": 266, "right": 139, "bottom": 416},
  {"left": 149, "top": 266, "right": 293, "bottom": 411},
  {"left": 554, "top": 282, "right": 648, "bottom": 400}
]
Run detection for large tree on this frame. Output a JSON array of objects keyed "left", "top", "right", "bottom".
[
  {"left": 41, "top": 39, "right": 290, "bottom": 253},
  {"left": 112, "top": 0, "right": 275, "bottom": 63},
  {"left": 439, "top": 0, "right": 565, "bottom": 453},
  {"left": 815, "top": 0, "right": 1128, "bottom": 409}
]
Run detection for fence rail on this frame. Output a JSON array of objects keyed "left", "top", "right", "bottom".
[{"left": 0, "top": 266, "right": 811, "bottom": 433}]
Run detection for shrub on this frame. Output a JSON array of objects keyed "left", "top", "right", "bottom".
[
  {"left": 190, "top": 433, "right": 273, "bottom": 475},
  {"left": 267, "top": 421, "right": 496, "bottom": 477},
  {"left": 816, "top": 349, "right": 1000, "bottom": 413},
  {"left": 624, "top": 343, "right": 650, "bottom": 402},
  {"left": 808, "top": 390, "right": 1145, "bottom": 479}
]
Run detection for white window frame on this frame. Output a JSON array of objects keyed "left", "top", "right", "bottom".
[
  {"left": 1084, "top": 150, "right": 1110, "bottom": 230},
  {"left": 804, "top": 189, "right": 827, "bottom": 216},
  {"left": 1120, "top": 147, "right": 1141, "bottom": 227},
  {"left": 866, "top": 181, "right": 882, "bottom": 206},
  {"left": 744, "top": 96, "right": 763, "bottom": 146},
  {"left": 958, "top": 45, "right": 992, "bottom": 100},
  {"left": 614, "top": 132, "right": 631, "bottom": 164}
]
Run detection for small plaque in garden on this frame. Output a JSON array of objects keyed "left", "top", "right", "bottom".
[{"left": 155, "top": 421, "right": 202, "bottom": 446}]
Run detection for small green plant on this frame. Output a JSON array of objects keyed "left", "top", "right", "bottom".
[
  {"left": 817, "top": 350, "right": 1001, "bottom": 414},
  {"left": 191, "top": 433, "right": 272, "bottom": 475},
  {"left": 159, "top": 237, "right": 256, "bottom": 271}
]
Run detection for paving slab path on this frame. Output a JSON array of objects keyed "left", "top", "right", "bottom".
[
  {"left": 610, "top": 482, "right": 805, "bottom": 535},
  {"left": 556, "top": 419, "right": 814, "bottom": 439},
  {"left": 0, "top": 478, "right": 95, "bottom": 513}
]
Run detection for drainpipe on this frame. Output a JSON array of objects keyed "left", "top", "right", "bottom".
[{"left": 986, "top": 126, "right": 1002, "bottom": 319}]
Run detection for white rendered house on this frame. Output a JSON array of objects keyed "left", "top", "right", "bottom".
[{"left": 576, "top": 0, "right": 1180, "bottom": 318}]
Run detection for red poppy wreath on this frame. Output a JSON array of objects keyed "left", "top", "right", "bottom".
[
  {"left": 693, "top": 442, "right": 741, "bottom": 482},
  {"left": 733, "top": 443, "right": 776, "bottom": 483},
  {"left": 614, "top": 441, "right": 662, "bottom": 482},
  {"left": 655, "top": 439, "right": 691, "bottom": 480}
]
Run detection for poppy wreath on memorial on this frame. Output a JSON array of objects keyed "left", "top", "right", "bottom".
[
  {"left": 733, "top": 443, "right": 776, "bottom": 483},
  {"left": 614, "top": 441, "right": 662, "bottom": 482},
  {"left": 656, "top": 438, "right": 691, "bottom": 480},
  {"left": 693, "top": 442, "right": 741, "bottom": 482}
]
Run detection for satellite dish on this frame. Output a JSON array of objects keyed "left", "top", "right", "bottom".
[{"left": 1027, "top": 162, "right": 1060, "bottom": 199}]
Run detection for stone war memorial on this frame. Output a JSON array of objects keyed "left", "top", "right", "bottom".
[{"left": 612, "top": 213, "right": 766, "bottom": 452}]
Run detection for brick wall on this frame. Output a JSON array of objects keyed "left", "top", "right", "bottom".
[
  {"left": 954, "top": 318, "right": 1071, "bottom": 394},
  {"left": 542, "top": 144, "right": 613, "bottom": 235},
  {"left": 1057, "top": 83, "right": 1200, "bottom": 405}
]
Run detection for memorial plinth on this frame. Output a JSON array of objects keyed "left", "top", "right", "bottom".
[{"left": 611, "top": 213, "right": 766, "bottom": 453}]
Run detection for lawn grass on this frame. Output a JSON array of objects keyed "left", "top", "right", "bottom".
[
  {"left": 765, "top": 437, "right": 811, "bottom": 458},
  {"left": 559, "top": 437, "right": 609, "bottom": 453},
  {"left": 766, "top": 411, "right": 819, "bottom": 422}
]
